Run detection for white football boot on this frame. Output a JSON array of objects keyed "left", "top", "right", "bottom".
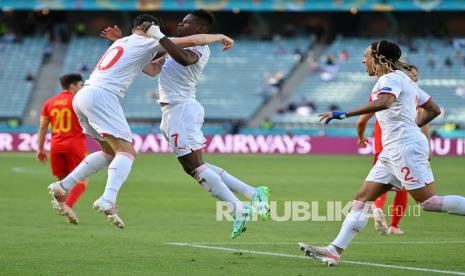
[
  {"left": 372, "top": 208, "right": 389, "bottom": 235},
  {"left": 93, "top": 197, "right": 125, "bottom": 229},
  {"left": 298, "top": 243, "right": 340, "bottom": 266},
  {"left": 47, "top": 182, "right": 67, "bottom": 215}
]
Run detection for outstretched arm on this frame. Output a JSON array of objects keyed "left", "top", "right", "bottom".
[
  {"left": 100, "top": 25, "right": 233, "bottom": 52},
  {"left": 320, "top": 94, "right": 395, "bottom": 124},
  {"left": 170, "top": 34, "right": 233, "bottom": 51},
  {"left": 416, "top": 99, "right": 441, "bottom": 127}
]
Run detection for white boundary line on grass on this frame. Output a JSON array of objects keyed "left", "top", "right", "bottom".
[
  {"left": 174, "top": 240, "right": 465, "bottom": 245},
  {"left": 168, "top": 242, "right": 465, "bottom": 276}
]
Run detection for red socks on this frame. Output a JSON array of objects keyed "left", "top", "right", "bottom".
[
  {"left": 373, "top": 192, "right": 387, "bottom": 209},
  {"left": 373, "top": 190, "right": 409, "bottom": 228},
  {"left": 65, "top": 182, "right": 86, "bottom": 208},
  {"left": 390, "top": 190, "right": 409, "bottom": 228}
]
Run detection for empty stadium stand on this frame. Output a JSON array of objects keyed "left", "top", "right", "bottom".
[
  {"left": 272, "top": 37, "right": 465, "bottom": 127},
  {"left": 0, "top": 37, "right": 46, "bottom": 119}
]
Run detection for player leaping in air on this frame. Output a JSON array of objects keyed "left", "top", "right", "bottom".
[
  {"left": 101, "top": 10, "right": 270, "bottom": 239},
  {"left": 299, "top": 40, "right": 465, "bottom": 266},
  {"left": 47, "top": 14, "right": 234, "bottom": 229}
]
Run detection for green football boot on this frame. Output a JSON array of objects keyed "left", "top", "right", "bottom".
[
  {"left": 231, "top": 204, "right": 252, "bottom": 239},
  {"left": 251, "top": 186, "right": 271, "bottom": 221}
]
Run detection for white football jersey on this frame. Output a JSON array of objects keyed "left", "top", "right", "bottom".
[
  {"left": 86, "top": 34, "right": 160, "bottom": 97},
  {"left": 371, "top": 70, "right": 432, "bottom": 149},
  {"left": 158, "top": 45, "right": 210, "bottom": 103}
]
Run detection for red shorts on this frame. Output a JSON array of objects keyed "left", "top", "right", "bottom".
[{"left": 50, "top": 151, "right": 86, "bottom": 177}]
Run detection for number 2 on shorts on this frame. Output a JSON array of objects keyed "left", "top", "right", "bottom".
[{"left": 401, "top": 166, "right": 419, "bottom": 183}]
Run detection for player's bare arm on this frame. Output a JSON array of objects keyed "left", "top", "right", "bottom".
[
  {"left": 158, "top": 37, "right": 200, "bottom": 66},
  {"left": 143, "top": 54, "right": 167, "bottom": 77},
  {"left": 356, "top": 113, "right": 375, "bottom": 148},
  {"left": 416, "top": 100, "right": 441, "bottom": 127},
  {"left": 36, "top": 116, "right": 50, "bottom": 163},
  {"left": 170, "top": 34, "right": 233, "bottom": 51},
  {"left": 100, "top": 24, "right": 233, "bottom": 53},
  {"left": 320, "top": 94, "right": 395, "bottom": 124}
]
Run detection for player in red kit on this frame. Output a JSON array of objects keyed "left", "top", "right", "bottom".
[
  {"left": 356, "top": 65, "right": 429, "bottom": 235},
  {"left": 36, "top": 73, "right": 87, "bottom": 224}
]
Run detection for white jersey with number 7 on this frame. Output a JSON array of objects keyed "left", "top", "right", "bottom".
[{"left": 85, "top": 34, "right": 160, "bottom": 97}]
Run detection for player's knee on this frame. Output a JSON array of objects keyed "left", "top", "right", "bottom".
[
  {"left": 354, "top": 191, "right": 370, "bottom": 202},
  {"left": 421, "top": 195, "right": 443, "bottom": 212}
]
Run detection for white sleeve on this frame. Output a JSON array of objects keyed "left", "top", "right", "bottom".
[
  {"left": 376, "top": 75, "right": 402, "bottom": 98},
  {"left": 417, "top": 86, "right": 432, "bottom": 107},
  {"left": 187, "top": 46, "right": 208, "bottom": 60}
]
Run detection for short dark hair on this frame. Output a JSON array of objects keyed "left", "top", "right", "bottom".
[
  {"left": 133, "top": 14, "right": 160, "bottom": 29},
  {"left": 190, "top": 9, "right": 215, "bottom": 28},
  {"left": 59, "top": 73, "right": 83, "bottom": 89}
]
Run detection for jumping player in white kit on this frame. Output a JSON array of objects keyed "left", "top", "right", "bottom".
[
  {"left": 101, "top": 10, "right": 270, "bottom": 238},
  {"left": 298, "top": 40, "right": 465, "bottom": 266},
  {"left": 47, "top": 14, "right": 234, "bottom": 229}
]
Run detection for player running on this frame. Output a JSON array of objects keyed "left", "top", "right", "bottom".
[
  {"left": 356, "top": 64, "right": 430, "bottom": 235},
  {"left": 37, "top": 73, "right": 87, "bottom": 224},
  {"left": 299, "top": 40, "right": 465, "bottom": 266},
  {"left": 47, "top": 14, "right": 234, "bottom": 229},
  {"left": 101, "top": 10, "right": 270, "bottom": 239}
]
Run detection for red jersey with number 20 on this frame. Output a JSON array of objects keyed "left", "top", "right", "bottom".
[{"left": 41, "top": 90, "right": 86, "bottom": 153}]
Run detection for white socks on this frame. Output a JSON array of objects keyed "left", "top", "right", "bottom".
[
  {"left": 61, "top": 151, "right": 113, "bottom": 191},
  {"left": 422, "top": 195, "right": 465, "bottom": 215},
  {"left": 331, "top": 200, "right": 371, "bottom": 250},
  {"left": 207, "top": 163, "right": 256, "bottom": 199},
  {"left": 192, "top": 164, "right": 244, "bottom": 214},
  {"left": 102, "top": 152, "right": 134, "bottom": 204}
]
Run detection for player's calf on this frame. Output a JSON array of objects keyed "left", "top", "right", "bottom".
[{"left": 421, "top": 195, "right": 465, "bottom": 215}]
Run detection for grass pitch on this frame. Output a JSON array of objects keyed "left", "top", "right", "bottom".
[{"left": 0, "top": 153, "right": 464, "bottom": 275}]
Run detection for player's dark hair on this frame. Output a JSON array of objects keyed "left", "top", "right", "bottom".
[
  {"left": 133, "top": 14, "right": 160, "bottom": 29},
  {"left": 59, "top": 73, "right": 83, "bottom": 89},
  {"left": 190, "top": 9, "right": 215, "bottom": 28},
  {"left": 370, "top": 40, "right": 412, "bottom": 75},
  {"left": 407, "top": 64, "right": 418, "bottom": 72}
]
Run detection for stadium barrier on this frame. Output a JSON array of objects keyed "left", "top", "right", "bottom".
[{"left": 1, "top": 133, "right": 464, "bottom": 156}]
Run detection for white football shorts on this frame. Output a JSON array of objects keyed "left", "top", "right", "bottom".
[
  {"left": 73, "top": 86, "right": 132, "bottom": 142},
  {"left": 160, "top": 101, "right": 206, "bottom": 157},
  {"left": 366, "top": 139, "right": 434, "bottom": 190}
]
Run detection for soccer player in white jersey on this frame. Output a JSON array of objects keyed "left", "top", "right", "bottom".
[
  {"left": 101, "top": 10, "right": 270, "bottom": 239},
  {"left": 47, "top": 14, "right": 234, "bottom": 229},
  {"left": 298, "top": 40, "right": 465, "bottom": 266}
]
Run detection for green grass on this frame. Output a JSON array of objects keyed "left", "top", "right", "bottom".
[{"left": 0, "top": 153, "right": 464, "bottom": 275}]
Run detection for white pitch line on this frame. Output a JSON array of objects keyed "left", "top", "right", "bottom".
[
  {"left": 170, "top": 240, "right": 465, "bottom": 245},
  {"left": 168, "top": 243, "right": 465, "bottom": 276}
]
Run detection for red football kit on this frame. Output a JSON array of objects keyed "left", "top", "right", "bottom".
[{"left": 41, "top": 90, "right": 86, "bottom": 177}]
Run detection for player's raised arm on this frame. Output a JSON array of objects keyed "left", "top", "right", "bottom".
[
  {"left": 36, "top": 115, "right": 50, "bottom": 164},
  {"left": 100, "top": 24, "right": 233, "bottom": 52},
  {"left": 170, "top": 34, "right": 234, "bottom": 51},
  {"left": 100, "top": 25, "right": 122, "bottom": 41}
]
